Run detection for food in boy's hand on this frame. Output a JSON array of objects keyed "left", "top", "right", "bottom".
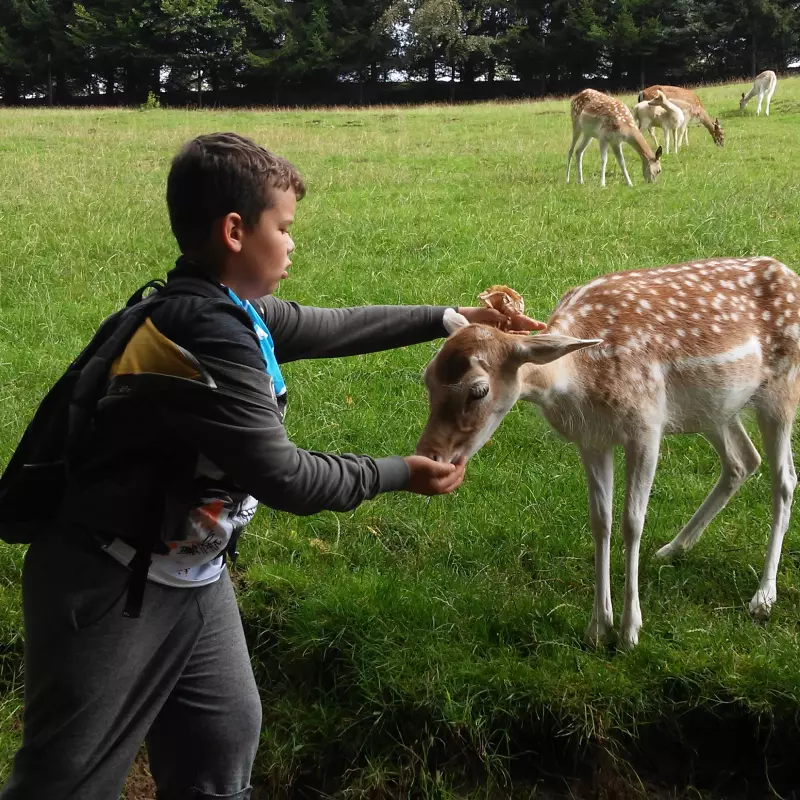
[{"left": 477, "top": 285, "right": 525, "bottom": 316}]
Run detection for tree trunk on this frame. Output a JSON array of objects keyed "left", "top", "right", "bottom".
[
  {"left": 47, "top": 55, "right": 53, "bottom": 107},
  {"left": 450, "top": 64, "right": 456, "bottom": 102},
  {"left": 197, "top": 70, "right": 203, "bottom": 108},
  {"left": 428, "top": 58, "right": 436, "bottom": 85},
  {"left": 54, "top": 69, "right": 71, "bottom": 105},
  {"left": 105, "top": 69, "right": 115, "bottom": 98},
  {"left": 751, "top": 32, "right": 757, "bottom": 78}
]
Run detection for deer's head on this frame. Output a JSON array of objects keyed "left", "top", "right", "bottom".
[
  {"left": 642, "top": 146, "right": 663, "bottom": 183},
  {"left": 415, "top": 314, "right": 600, "bottom": 464}
]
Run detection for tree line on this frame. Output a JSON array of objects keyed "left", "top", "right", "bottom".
[{"left": 1, "top": 0, "right": 798, "bottom": 107}]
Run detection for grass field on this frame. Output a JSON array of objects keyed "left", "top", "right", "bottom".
[{"left": 2, "top": 79, "right": 800, "bottom": 797}]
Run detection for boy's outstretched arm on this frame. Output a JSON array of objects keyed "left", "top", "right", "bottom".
[
  {"left": 255, "top": 297, "right": 545, "bottom": 363},
  {"left": 154, "top": 359, "right": 463, "bottom": 516}
]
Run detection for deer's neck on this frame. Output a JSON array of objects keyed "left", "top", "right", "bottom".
[
  {"left": 695, "top": 105, "right": 715, "bottom": 133},
  {"left": 621, "top": 125, "right": 656, "bottom": 161},
  {"left": 519, "top": 361, "right": 566, "bottom": 405}
]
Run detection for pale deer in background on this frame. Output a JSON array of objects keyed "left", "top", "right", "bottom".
[
  {"left": 566, "top": 89, "right": 662, "bottom": 187},
  {"left": 418, "top": 257, "right": 800, "bottom": 649},
  {"left": 632, "top": 90, "right": 686, "bottom": 154},
  {"left": 740, "top": 70, "right": 777, "bottom": 116},
  {"left": 639, "top": 85, "right": 725, "bottom": 147}
]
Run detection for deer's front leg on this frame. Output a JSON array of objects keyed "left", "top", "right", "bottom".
[
  {"left": 620, "top": 434, "right": 660, "bottom": 648},
  {"left": 611, "top": 143, "right": 632, "bottom": 187},
  {"left": 581, "top": 447, "right": 615, "bottom": 646}
]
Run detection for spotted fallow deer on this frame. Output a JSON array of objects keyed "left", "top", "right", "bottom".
[
  {"left": 740, "top": 70, "right": 777, "bottom": 116},
  {"left": 417, "top": 257, "right": 800, "bottom": 649},
  {"left": 566, "top": 89, "right": 662, "bottom": 187},
  {"left": 639, "top": 86, "right": 725, "bottom": 147}
]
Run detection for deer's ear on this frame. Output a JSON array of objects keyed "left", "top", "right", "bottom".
[
  {"left": 443, "top": 308, "right": 470, "bottom": 336},
  {"left": 654, "top": 145, "right": 663, "bottom": 160},
  {"left": 513, "top": 334, "right": 602, "bottom": 365},
  {"left": 741, "top": 92, "right": 745, "bottom": 99}
]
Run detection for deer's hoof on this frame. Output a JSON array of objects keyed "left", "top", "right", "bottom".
[
  {"left": 585, "top": 616, "right": 613, "bottom": 648},
  {"left": 654, "top": 542, "right": 682, "bottom": 561},
  {"left": 749, "top": 588, "right": 776, "bottom": 621}
]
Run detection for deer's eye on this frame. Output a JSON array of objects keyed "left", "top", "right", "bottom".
[{"left": 467, "top": 383, "right": 490, "bottom": 402}]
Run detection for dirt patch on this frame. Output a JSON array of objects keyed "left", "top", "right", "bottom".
[{"left": 123, "top": 752, "right": 155, "bottom": 800}]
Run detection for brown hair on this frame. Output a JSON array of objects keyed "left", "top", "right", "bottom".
[{"left": 166, "top": 132, "right": 306, "bottom": 253}]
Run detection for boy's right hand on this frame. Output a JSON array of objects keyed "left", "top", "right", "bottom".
[{"left": 402, "top": 456, "right": 466, "bottom": 495}]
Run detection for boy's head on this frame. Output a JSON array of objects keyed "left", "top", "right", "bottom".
[{"left": 167, "top": 133, "right": 306, "bottom": 298}]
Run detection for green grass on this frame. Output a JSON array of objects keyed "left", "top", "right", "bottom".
[{"left": 2, "top": 80, "right": 800, "bottom": 796}]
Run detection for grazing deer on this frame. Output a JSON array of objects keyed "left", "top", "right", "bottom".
[
  {"left": 417, "top": 257, "right": 800, "bottom": 649},
  {"left": 632, "top": 91, "right": 686, "bottom": 154},
  {"left": 740, "top": 70, "right": 777, "bottom": 116},
  {"left": 639, "top": 86, "right": 725, "bottom": 147},
  {"left": 566, "top": 89, "right": 662, "bottom": 187}
]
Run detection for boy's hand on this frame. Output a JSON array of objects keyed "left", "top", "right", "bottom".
[
  {"left": 457, "top": 307, "right": 547, "bottom": 334},
  {"left": 403, "top": 455, "right": 466, "bottom": 495}
]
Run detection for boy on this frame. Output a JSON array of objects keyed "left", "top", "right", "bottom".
[{"left": 0, "top": 133, "right": 543, "bottom": 800}]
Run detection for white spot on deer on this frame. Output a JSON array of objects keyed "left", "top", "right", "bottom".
[
  {"left": 691, "top": 327, "right": 700, "bottom": 336},
  {"left": 677, "top": 338, "right": 762, "bottom": 371},
  {"left": 667, "top": 310, "right": 677, "bottom": 320},
  {"left": 676, "top": 329, "right": 685, "bottom": 337},
  {"left": 639, "top": 299, "right": 651, "bottom": 310},
  {"left": 763, "top": 311, "right": 771, "bottom": 321},
  {"left": 712, "top": 324, "right": 721, "bottom": 333}
]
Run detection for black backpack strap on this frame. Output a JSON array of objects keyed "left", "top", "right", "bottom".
[{"left": 126, "top": 278, "right": 166, "bottom": 307}]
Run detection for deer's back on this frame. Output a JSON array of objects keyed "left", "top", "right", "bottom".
[
  {"left": 538, "top": 257, "right": 800, "bottom": 440},
  {"left": 641, "top": 85, "right": 702, "bottom": 107}
]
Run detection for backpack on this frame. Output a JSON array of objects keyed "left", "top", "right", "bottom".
[{"left": 0, "top": 275, "right": 220, "bottom": 615}]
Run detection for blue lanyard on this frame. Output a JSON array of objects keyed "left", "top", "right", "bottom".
[{"left": 225, "top": 287, "right": 287, "bottom": 397}]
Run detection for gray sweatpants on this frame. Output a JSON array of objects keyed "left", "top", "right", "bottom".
[{"left": 0, "top": 534, "right": 262, "bottom": 800}]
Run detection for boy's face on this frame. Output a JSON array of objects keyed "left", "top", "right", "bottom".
[{"left": 221, "top": 187, "right": 297, "bottom": 299}]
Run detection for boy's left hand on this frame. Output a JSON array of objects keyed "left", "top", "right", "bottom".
[{"left": 457, "top": 307, "right": 547, "bottom": 334}]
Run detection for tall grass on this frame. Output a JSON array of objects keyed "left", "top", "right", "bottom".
[{"left": 2, "top": 79, "right": 800, "bottom": 795}]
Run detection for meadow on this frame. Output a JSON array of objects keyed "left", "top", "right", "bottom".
[{"left": 1, "top": 78, "right": 800, "bottom": 797}]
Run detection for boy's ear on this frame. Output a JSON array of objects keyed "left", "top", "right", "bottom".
[{"left": 219, "top": 212, "right": 244, "bottom": 253}]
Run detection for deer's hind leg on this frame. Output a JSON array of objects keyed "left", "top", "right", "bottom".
[
  {"left": 655, "top": 417, "right": 761, "bottom": 560},
  {"left": 750, "top": 384, "right": 800, "bottom": 618},
  {"left": 566, "top": 127, "right": 581, "bottom": 183},
  {"left": 580, "top": 447, "right": 614, "bottom": 646},
  {"left": 620, "top": 432, "right": 661, "bottom": 648}
]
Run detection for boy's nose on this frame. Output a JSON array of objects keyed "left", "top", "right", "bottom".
[{"left": 287, "top": 235, "right": 295, "bottom": 254}]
